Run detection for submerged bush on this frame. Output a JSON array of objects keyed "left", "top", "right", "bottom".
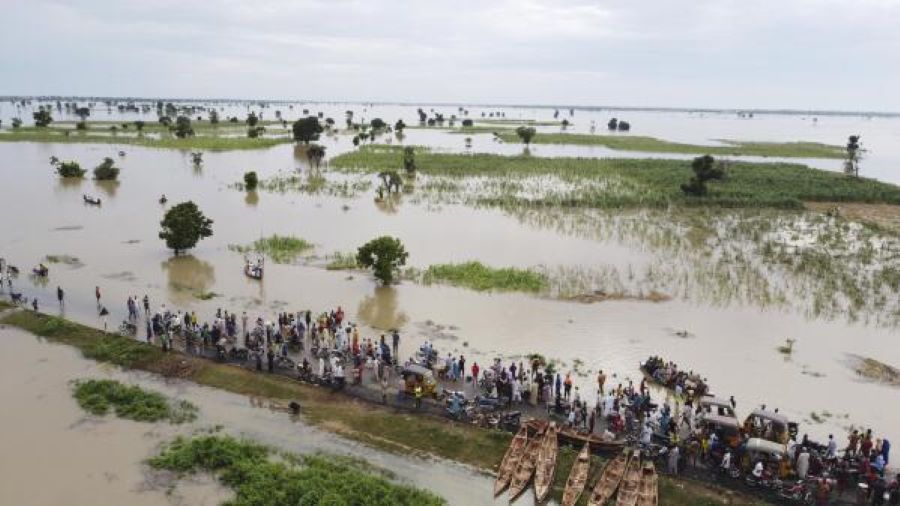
[
  {"left": 149, "top": 435, "right": 444, "bottom": 505},
  {"left": 56, "top": 161, "right": 86, "bottom": 178},
  {"left": 423, "top": 261, "right": 548, "bottom": 292},
  {"left": 93, "top": 157, "right": 120, "bottom": 180},
  {"left": 243, "top": 171, "right": 258, "bottom": 190},
  {"left": 72, "top": 379, "right": 197, "bottom": 423}
]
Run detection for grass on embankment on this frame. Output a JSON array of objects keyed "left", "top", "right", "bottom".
[
  {"left": 150, "top": 435, "right": 444, "bottom": 506},
  {"left": 1, "top": 309, "right": 767, "bottom": 505},
  {"left": 422, "top": 262, "right": 548, "bottom": 292},
  {"left": 492, "top": 132, "right": 845, "bottom": 159},
  {"left": 0, "top": 128, "right": 291, "bottom": 151},
  {"left": 72, "top": 378, "right": 197, "bottom": 423},
  {"left": 228, "top": 234, "right": 315, "bottom": 264},
  {"left": 332, "top": 146, "right": 900, "bottom": 209}
]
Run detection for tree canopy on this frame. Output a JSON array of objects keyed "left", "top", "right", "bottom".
[
  {"left": 174, "top": 116, "right": 194, "bottom": 138},
  {"left": 356, "top": 236, "right": 408, "bottom": 285},
  {"left": 33, "top": 109, "right": 53, "bottom": 127},
  {"left": 681, "top": 155, "right": 726, "bottom": 196},
  {"left": 515, "top": 126, "right": 536, "bottom": 145},
  {"left": 159, "top": 201, "right": 213, "bottom": 255},
  {"left": 292, "top": 117, "right": 323, "bottom": 144},
  {"left": 93, "top": 157, "right": 120, "bottom": 181}
]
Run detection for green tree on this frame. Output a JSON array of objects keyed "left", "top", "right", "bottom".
[
  {"left": 378, "top": 170, "right": 403, "bottom": 194},
  {"left": 76, "top": 121, "right": 87, "bottom": 130},
  {"left": 246, "top": 112, "right": 259, "bottom": 127},
  {"left": 93, "top": 157, "right": 120, "bottom": 181},
  {"left": 356, "top": 236, "right": 408, "bottom": 285},
  {"left": 33, "top": 109, "right": 53, "bottom": 127},
  {"left": 844, "top": 135, "right": 862, "bottom": 177},
  {"left": 394, "top": 119, "right": 406, "bottom": 132},
  {"left": 134, "top": 120, "right": 145, "bottom": 132},
  {"left": 402, "top": 147, "right": 417, "bottom": 177},
  {"left": 159, "top": 201, "right": 213, "bottom": 255},
  {"left": 209, "top": 110, "right": 219, "bottom": 124},
  {"left": 681, "top": 155, "right": 726, "bottom": 196},
  {"left": 11, "top": 118, "right": 22, "bottom": 128},
  {"left": 244, "top": 171, "right": 258, "bottom": 190},
  {"left": 159, "top": 116, "right": 172, "bottom": 127},
  {"left": 607, "top": 118, "right": 618, "bottom": 130},
  {"left": 292, "top": 117, "right": 323, "bottom": 144},
  {"left": 461, "top": 119, "right": 473, "bottom": 127},
  {"left": 56, "top": 161, "right": 85, "bottom": 178},
  {"left": 370, "top": 118, "right": 386, "bottom": 130},
  {"left": 174, "top": 116, "right": 194, "bottom": 138},
  {"left": 247, "top": 126, "right": 265, "bottom": 138},
  {"left": 515, "top": 126, "right": 536, "bottom": 145},
  {"left": 75, "top": 107, "right": 90, "bottom": 122},
  {"left": 306, "top": 144, "right": 326, "bottom": 169}
]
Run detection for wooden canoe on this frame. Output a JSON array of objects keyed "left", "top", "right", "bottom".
[
  {"left": 509, "top": 425, "right": 545, "bottom": 502},
  {"left": 636, "top": 461, "right": 658, "bottom": 506},
  {"left": 556, "top": 424, "right": 626, "bottom": 452},
  {"left": 533, "top": 423, "right": 558, "bottom": 503},
  {"left": 494, "top": 425, "right": 529, "bottom": 496},
  {"left": 586, "top": 449, "right": 630, "bottom": 506},
  {"left": 615, "top": 451, "right": 643, "bottom": 506},
  {"left": 562, "top": 443, "right": 592, "bottom": 506}
]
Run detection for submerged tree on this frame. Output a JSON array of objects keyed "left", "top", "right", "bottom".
[
  {"left": 292, "top": 116, "right": 323, "bottom": 144},
  {"left": 56, "top": 161, "right": 85, "bottom": 178},
  {"left": 681, "top": 155, "right": 726, "bottom": 196},
  {"left": 394, "top": 119, "right": 406, "bottom": 133},
  {"left": 607, "top": 118, "right": 618, "bottom": 130},
  {"left": 159, "top": 201, "right": 213, "bottom": 255},
  {"left": 246, "top": 112, "right": 259, "bottom": 127},
  {"left": 378, "top": 170, "right": 403, "bottom": 194},
  {"left": 306, "top": 143, "right": 326, "bottom": 169},
  {"left": 844, "top": 135, "right": 862, "bottom": 177},
  {"left": 356, "top": 236, "right": 408, "bottom": 285},
  {"left": 515, "top": 126, "right": 536, "bottom": 145},
  {"left": 75, "top": 107, "right": 90, "bottom": 123},
  {"left": 243, "top": 171, "right": 258, "bottom": 190}
]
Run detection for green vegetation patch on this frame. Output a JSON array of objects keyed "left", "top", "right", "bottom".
[
  {"left": 0, "top": 129, "right": 291, "bottom": 151},
  {"left": 229, "top": 234, "right": 314, "bottom": 264},
  {"left": 326, "top": 252, "right": 359, "bottom": 270},
  {"left": 422, "top": 261, "right": 548, "bottom": 292},
  {"left": 72, "top": 378, "right": 197, "bottom": 423},
  {"left": 149, "top": 435, "right": 444, "bottom": 506},
  {"left": 493, "top": 132, "right": 845, "bottom": 159},
  {"left": 332, "top": 146, "right": 900, "bottom": 209}
]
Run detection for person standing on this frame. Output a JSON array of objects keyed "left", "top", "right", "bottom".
[
  {"left": 142, "top": 294, "right": 150, "bottom": 315},
  {"left": 472, "top": 362, "right": 480, "bottom": 385},
  {"left": 57, "top": 286, "right": 64, "bottom": 308},
  {"left": 597, "top": 369, "right": 606, "bottom": 395},
  {"left": 668, "top": 445, "right": 680, "bottom": 475}
]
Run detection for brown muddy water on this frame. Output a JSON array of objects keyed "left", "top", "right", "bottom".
[
  {"left": 0, "top": 130, "right": 899, "bottom": 458},
  {"left": 0, "top": 323, "right": 502, "bottom": 505}
]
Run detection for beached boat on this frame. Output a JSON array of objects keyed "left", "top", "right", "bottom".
[
  {"left": 494, "top": 425, "right": 529, "bottom": 496},
  {"left": 636, "top": 461, "right": 657, "bottom": 506},
  {"left": 562, "top": 443, "right": 591, "bottom": 506},
  {"left": 555, "top": 423, "right": 626, "bottom": 452},
  {"left": 586, "top": 448, "right": 631, "bottom": 506},
  {"left": 508, "top": 425, "right": 545, "bottom": 502},
  {"left": 533, "top": 422, "right": 558, "bottom": 503},
  {"left": 615, "top": 451, "right": 642, "bottom": 506}
]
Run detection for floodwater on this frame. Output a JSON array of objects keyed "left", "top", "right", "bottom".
[
  {"left": 1, "top": 103, "right": 900, "bottom": 470},
  {"left": 0, "top": 323, "right": 502, "bottom": 505}
]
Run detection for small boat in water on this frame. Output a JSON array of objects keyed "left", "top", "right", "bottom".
[
  {"left": 82, "top": 194, "right": 102, "bottom": 206},
  {"left": 636, "top": 461, "right": 658, "bottom": 506},
  {"left": 508, "top": 424, "right": 545, "bottom": 502},
  {"left": 244, "top": 258, "right": 264, "bottom": 280},
  {"left": 587, "top": 448, "right": 630, "bottom": 506},
  {"left": 562, "top": 443, "right": 591, "bottom": 506},
  {"left": 533, "top": 422, "right": 558, "bottom": 503},
  {"left": 615, "top": 451, "right": 642, "bottom": 506},
  {"left": 494, "top": 425, "right": 529, "bottom": 496}
]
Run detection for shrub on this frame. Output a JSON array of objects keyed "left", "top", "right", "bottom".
[
  {"left": 244, "top": 171, "right": 259, "bottom": 190},
  {"left": 56, "top": 161, "right": 85, "bottom": 178},
  {"left": 93, "top": 157, "right": 120, "bottom": 180}
]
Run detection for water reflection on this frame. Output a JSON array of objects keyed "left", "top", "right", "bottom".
[
  {"left": 374, "top": 193, "right": 402, "bottom": 214},
  {"left": 244, "top": 190, "right": 259, "bottom": 206},
  {"left": 357, "top": 285, "right": 408, "bottom": 331},
  {"left": 160, "top": 255, "right": 216, "bottom": 305},
  {"left": 95, "top": 179, "right": 120, "bottom": 198},
  {"left": 56, "top": 177, "right": 83, "bottom": 193}
]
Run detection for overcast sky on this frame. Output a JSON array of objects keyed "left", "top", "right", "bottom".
[{"left": 1, "top": 0, "right": 898, "bottom": 111}]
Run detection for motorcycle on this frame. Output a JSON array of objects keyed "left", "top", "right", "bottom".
[{"left": 778, "top": 480, "right": 813, "bottom": 505}]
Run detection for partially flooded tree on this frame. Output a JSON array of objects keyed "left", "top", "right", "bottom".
[
  {"left": 306, "top": 144, "right": 326, "bottom": 169},
  {"left": 515, "top": 126, "right": 537, "bottom": 145},
  {"left": 844, "top": 135, "right": 862, "bottom": 177},
  {"left": 292, "top": 117, "right": 323, "bottom": 144},
  {"left": 11, "top": 117, "right": 22, "bottom": 128},
  {"left": 370, "top": 118, "right": 387, "bottom": 130},
  {"left": 93, "top": 157, "right": 120, "bottom": 181},
  {"left": 607, "top": 118, "right": 618, "bottom": 130},
  {"left": 394, "top": 119, "right": 406, "bottom": 133},
  {"left": 174, "top": 116, "right": 194, "bottom": 138},
  {"left": 56, "top": 161, "right": 85, "bottom": 178},
  {"left": 378, "top": 170, "right": 403, "bottom": 194},
  {"left": 402, "top": 147, "right": 417, "bottom": 177},
  {"left": 356, "top": 236, "right": 408, "bottom": 285},
  {"left": 246, "top": 112, "right": 259, "bottom": 127},
  {"left": 681, "top": 155, "right": 725, "bottom": 196},
  {"left": 159, "top": 201, "right": 213, "bottom": 255},
  {"left": 134, "top": 120, "right": 145, "bottom": 132},
  {"left": 33, "top": 109, "right": 53, "bottom": 127},
  {"left": 75, "top": 107, "right": 90, "bottom": 123},
  {"left": 243, "top": 171, "right": 258, "bottom": 190},
  {"left": 209, "top": 110, "right": 220, "bottom": 124}
]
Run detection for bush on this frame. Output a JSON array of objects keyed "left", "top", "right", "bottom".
[
  {"left": 72, "top": 379, "right": 197, "bottom": 423},
  {"left": 93, "top": 157, "right": 120, "bottom": 181},
  {"left": 75, "top": 121, "right": 87, "bottom": 131},
  {"left": 292, "top": 117, "right": 323, "bottom": 144},
  {"left": 461, "top": 119, "right": 474, "bottom": 127},
  {"left": 57, "top": 161, "right": 85, "bottom": 178},
  {"left": 515, "top": 126, "right": 536, "bottom": 145},
  {"left": 244, "top": 171, "right": 258, "bottom": 190},
  {"left": 33, "top": 109, "right": 53, "bottom": 127},
  {"left": 174, "top": 116, "right": 194, "bottom": 138}
]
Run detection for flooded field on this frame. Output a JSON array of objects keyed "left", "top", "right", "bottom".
[
  {"left": 0, "top": 323, "right": 498, "bottom": 505},
  {"left": 2, "top": 103, "right": 900, "bottom": 471}
]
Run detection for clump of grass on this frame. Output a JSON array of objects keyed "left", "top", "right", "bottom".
[
  {"left": 777, "top": 338, "right": 796, "bottom": 355},
  {"left": 194, "top": 290, "right": 219, "bottom": 300},
  {"left": 230, "top": 234, "right": 314, "bottom": 264},
  {"left": 44, "top": 254, "right": 83, "bottom": 267},
  {"left": 422, "top": 261, "right": 549, "bottom": 292},
  {"left": 149, "top": 435, "right": 444, "bottom": 505},
  {"left": 72, "top": 379, "right": 197, "bottom": 423},
  {"left": 325, "top": 251, "right": 359, "bottom": 270}
]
